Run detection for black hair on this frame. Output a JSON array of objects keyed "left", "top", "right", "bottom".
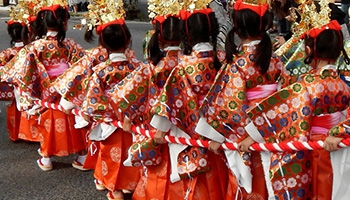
[
  {"left": 7, "top": 22, "right": 24, "bottom": 45},
  {"left": 180, "top": 12, "right": 221, "bottom": 71},
  {"left": 21, "top": 20, "right": 39, "bottom": 44},
  {"left": 148, "top": 16, "right": 181, "bottom": 65},
  {"left": 84, "top": 28, "right": 95, "bottom": 43},
  {"left": 304, "top": 29, "right": 350, "bottom": 65},
  {"left": 34, "top": 6, "right": 69, "bottom": 44},
  {"left": 225, "top": 9, "right": 274, "bottom": 74},
  {"left": 99, "top": 23, "right": 131, "bottom": 52}
]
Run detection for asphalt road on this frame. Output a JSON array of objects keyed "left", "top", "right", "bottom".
[{"left": 0, "top": 9, "right": 152, "bottom": 200}]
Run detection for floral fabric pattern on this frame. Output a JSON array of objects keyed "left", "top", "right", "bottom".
[
  {"left": 0, "top": 46, "right": 23, "bottom": 100},
  {"left": 109, "top": 49, "right": 180, "bottom": 125},
  {"left": 81, "top": 59, "right": 142, "bottom": 121},
  {"left": 246, "top": 66, "right": 350, "bottom": 199},
  {"left": 202, "top": 45, "right": 283, "bottom": 142},
  {"left": 53, "top": 46, "right": 109, "bottom": 107},
  {"left": 153, "top": 51, "right": 217, "bottom": 138},
  {"left": 0, "top": 38, "right": 85, "bottom": 110}
]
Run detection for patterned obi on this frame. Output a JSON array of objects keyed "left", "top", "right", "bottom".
[
  {"left": 45, "top": 63, "right": 69, "bottom": 79},
  {"left": 311, "top": 111, "right": 345, "bottom": 135},
  {"left": 246, "top": 83, "right": 278, "bottom": 101}
]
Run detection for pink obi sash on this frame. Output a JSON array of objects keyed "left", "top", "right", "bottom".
[
  {"left": 198, "top": 94, "right": 206, "bottom": 106},
  {"left": 45, "top": 63, "right": 69, "bottom": 79},
  {"left": 246, "top": 84, "right": 278, "bottom": 101},
  {"left": 311, "top": 111, "right": 342, "bottom": 135}
]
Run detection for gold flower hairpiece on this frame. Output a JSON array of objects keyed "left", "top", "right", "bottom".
[
  {"left": 275, "top": 0, "right": 331, "bottom": 56},
  {"left": 148, "top": 0, "right": 181, "bottom": 20},
  {"left": 81, "top": 0, "right": 126, "bottom": 31},
  {"left": 14, "top": 0, "right": 41, "bottom": 25},
  {"left": 290, "top": 0, "right": 330, "bottom": 38},
  {"left": 180, "top": 0, "right": 212, "bottom": 12},
  {"left": 229, "top": 0, "right": 269, "bottom": 8},
  {"left": 39, "top": 0, "right": 68, "bottom": 7},
  {"left": 8, "top": 4, "right": 26, "bottom": 24}
]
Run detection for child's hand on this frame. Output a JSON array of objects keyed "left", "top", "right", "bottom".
[
  {"left": 208, "top": 140, "right": 222, "bottom": 154},
  {"left": 123, "top": 117, "right": 132, "bottom": 133},
  {"left": 63, "top": 108, "right": 71, "bottom": 115},
  {"left": 238, "top": 136, "right": 255, "bottom": 152},
  {"left": 83, "top": 114, "right": 91, "bottom": 123},
  {"left": 273, "top": 36, "right": 286, "bottom": 49},
  {"left": 324, "top": 135, "right": 343, "bottom": 152},
  {"left": 154, "top": 130, "right": 166, "bottom": 144}
]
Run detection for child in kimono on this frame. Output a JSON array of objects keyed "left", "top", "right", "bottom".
[
  {"left": 149, "top": 7, "right": 229, "bottom": 200},
  {"left": 195, "top": 0, "right": 283, "bottom": 199},
  {"left": 109, "top": 15, "right": 182, "bottom": 199},
  {"left": 79, "top": 10, "right": 143, "bottom": 199},
  {"left": 4, "top": 2, "right": 40, "bottom": 143},
  {"left": 1, "top": 20, "right": 27, "bottom": 141},
  {"left": 1, "top": 4, "right": 87, "bottom": 171},
  {"left": 243, "top": 20, "right": 350, "bottom": 199}
]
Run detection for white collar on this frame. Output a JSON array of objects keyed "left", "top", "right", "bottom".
[
  {"left": 109, "top": 53, "right": 127, "bottom": 62},
  {"left": 321, "top": 64, "right": 337, "bottom": 71},
  {"left": 14, "top": 42, "right": 24, "bottom": 47},
  {"left": 163, "top": 46, "right": 181, "bottom": 51},
  {"left": 46, "top": 31, "right": 58, "bottom": 37},
  {"left": 192, "top": 42, "right": 213, "bottom": 52},
  {"left": 242, "top": 40, "right": 261, "bottom": 47}
]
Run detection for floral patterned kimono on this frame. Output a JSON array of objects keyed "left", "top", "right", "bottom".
[
  {"left": 52, "top": 45, "right": 109, "bottom": 169},
  {"left": 0, "top": 43, "right": 24, "bottom": 66},
  {"left": 82, "top": 52, "right": 142, "bottom": 193},
  {"left": 110, "top": 47, "right": 181, "bottom": 125},
  {"left": 108, "top": 47, "right": 181, "bottom": 200},
  {"left": 0, "top": 32, "right": 87, "bottom": 157},
  {"left": 195, "top": 41, "right": 283, "bottom": 200},
  {"left": 54, "top": 45, "right": 109, "bottom": 107},
  {"left": 245, "top": 64, "right": 350, "bottom": 199},
  {"left": 0, "top": 42, "right": 37, "bottom": 142},
  {"left": 0, "top": 42, "right": 23, "bottom": 100},
  {"left": 150, "top": 43, "right": 228, "bottom": 200}
]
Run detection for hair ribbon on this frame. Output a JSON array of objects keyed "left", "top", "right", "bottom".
[
  {"left": 40, "top": 4, "right": 68, "bottom": 21},
  {"left": 179, "top": 8, "right": 213, "bottom": 20},
  {"left": 96, "top": 19, "right": 125, "bottom": 34},
  {"left": 7, "top": 20, "right": 25, "bottom": 26},
  {"left": 233, "top": 0, "right": 268, "bottom": 16}
]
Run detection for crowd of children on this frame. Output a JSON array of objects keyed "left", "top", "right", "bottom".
[{"left": 1, "top": 0, "right": 350, "bottom": 199}]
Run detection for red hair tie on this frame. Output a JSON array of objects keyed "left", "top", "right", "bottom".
[
  {"left": 27, "top": 16, "right": 37, "bottom": 23},
  {"left": 40, "top": 4, "right": 61, "bottom": 12},
  {"left": 306, "top": 20, "right": 342, "bottom": 39},
  {"left": 233, "top": 0, "right": 269, "bottom": 16},
  {"left": 179, "top": 8, "right": 213, "bottom": 42},
  {"left": 7, "top": 20, "right": 25, "bottom": 26},
  {"left": 179, "top": 8, "right": 213, "bottom": 20},
  {"left": 96, "top": 19, "right": 125, "bottom": 34},
  {"left": 152, "top": 14, "right": 179, "bottom": 24},
  {"left": 40, "top": 4, "right": 68, "bottom": 21},
  {"left": 301, "top": 20, "right": 343, "bottom": 62}
]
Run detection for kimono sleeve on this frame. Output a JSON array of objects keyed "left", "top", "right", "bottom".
[
  {"left": 0, "top": 48, "right": 11, "bottom": 66},
  {"left": 53, "top": 55, "right": 94, "bottom": 107},
  {"left": 152, "top": 65, "right": 197, "bottom": 133},
  {"left": 1, "top": 45, "right": 41, "bottom": 98},
  {"left": 81, "top": 66, "right": 111, "bottom": 120},
  {"left": 66, "top": 38, "right": 86, "bottom": 64},
  {"left": 199, "top": 63, "right": 250, "bottom": 141},
  {"left": 109, "top": 64, "right": 155, "bottom": 123},
  {"left": 245, "top": 81, "right": 313, "bottom": 143}
]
